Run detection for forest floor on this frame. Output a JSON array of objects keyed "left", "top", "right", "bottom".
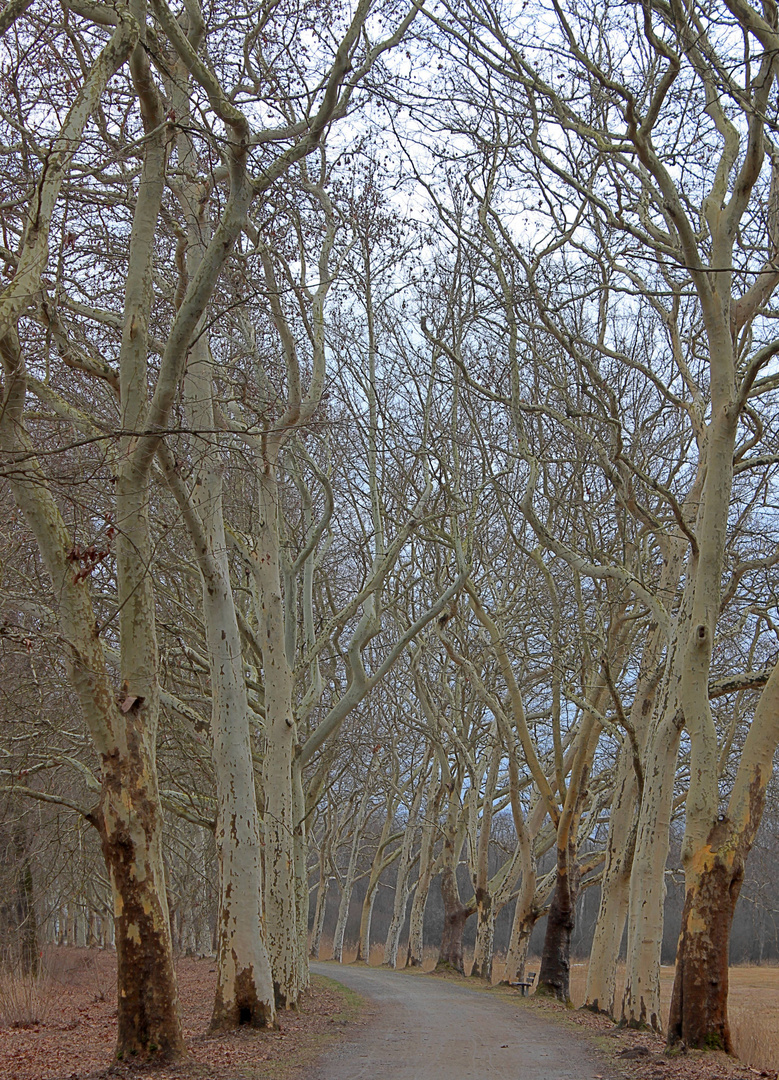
[
  {"left": 0, "top": 948, "right": 361, "bottom": 1080},
  {"left": 0, "top": 948, "right": 777, "bottom": 1080}
]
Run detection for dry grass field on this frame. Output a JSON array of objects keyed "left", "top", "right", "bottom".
[
  {"left": 566, "top": 960, "right": 779, "bottom": 1075},
  {"left": 325, "top": 942, "right": 779, "bottom": 1076}
]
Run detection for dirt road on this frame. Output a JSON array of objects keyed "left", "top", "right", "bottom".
[{"left": 309, "top": 962, "right": 621, "bottom": 1080}]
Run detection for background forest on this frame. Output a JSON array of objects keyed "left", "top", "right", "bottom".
[{"left": 2, "top": 0, "right": 779, "bottom": 1066}]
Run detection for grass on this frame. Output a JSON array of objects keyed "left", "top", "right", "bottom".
[
  {"left": 251, "top": 974, "right": 366, "bottom": 1080},
  {"left": 567, "top": 959, "right": 779, "bottom": 1076},
  {"left": 0, "top": 955, "right": 51, "bottom": 1029}
]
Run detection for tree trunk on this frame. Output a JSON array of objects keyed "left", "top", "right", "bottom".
[
  {"left": 384, "top": 886, "right": 410, "bottom": 969},
  {"left": 0, "top": 401, "right": 187, "bottom": 1060},
  {"left": 585, "top": 647, "right": 664, "bottom": 1015},
  {"left": 437, "top": 865, "right": 469, "bottom": 974},
  {"left": 667, "top": 849, "right": 740, "bottom": 1051},
  {"left": 470, "top": 890, "right": 494, "bottom": 981},
  {"left": 502, "top": 816, "right": 540, "bottom": 985},
  {"left": 536, "top": 837, "right": 580, "bottom": 1002},
  {"left": 162, "top": 53, "right": 277, "bottom": 1023},
  {"left": 201, "top": 545, "right": 275, "bottom": 1031},
  {"left": 331, "top": 878, "right": 353, "bottom": 964},
  {"left": 208, "top": 627, "right": 276, "bottom": 1031},
  {"left": 621, "top": 601, "right": 691, "bottom": 1031},
  {"left": 621, "top": 708, "right": 681, "bottom": 1030},
  {"left": 406, "top": 871, "right": 432, "bottom": 968},
  {"left": 98, "top": 737, "right": 187, "bottom": 1061},
  {"left": 292, "top": 763, "right": 310, "bottom": 985},
  {"left": 310, "top": 874, "right": 329, "bottom": 960},
  {"left": 257, "top": 463, "right": 306, "bottom": 1008},
  {"left": 405, "top": 763, "right": 442, "bottom": 968},
  {"left": 11, "top": 824, "right": 38, "bottom": 977},
  {"left": 584, "top": 741, "right": 636, "bottom": 1015},
  {"left": 355, "top": 889, "right": 377, "bottom": 964},
  {"left": 504, "top": 899, "right": 537, "bottom": 985},
  {"left": 384, "top": 755, "right": 430, "bottom": 967},
  {"left": 468, "top": 733, "right": 500, "bottom": 981},
  {"left": 669, "top": 662, "right": 779, "bottom": 1048}
]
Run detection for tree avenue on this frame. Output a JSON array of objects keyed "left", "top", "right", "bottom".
[{"left": 2, "top": 0, "right": 779, "bottom": 1069}]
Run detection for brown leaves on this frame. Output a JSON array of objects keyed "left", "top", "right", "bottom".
[
  {"left": 1, "top": 949, "right": 352, "bottom": 1080},
  {"left": 66, "top": 544, "right": 111, "bottom": 584}
]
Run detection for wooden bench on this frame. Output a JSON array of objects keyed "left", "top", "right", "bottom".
[{"left": 510, "top": 970, "right": 537, "bottom": 996}]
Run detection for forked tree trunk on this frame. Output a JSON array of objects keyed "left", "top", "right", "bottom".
[
  {"left": 406, "top": 870, "right": 432, "bottom": 968},
  {"left": 384, "top": 885, "right": 411, "bottom": 969},
  {"left": 331, "top": 879, "right": 354, "bottom": 964},
  {"left": 612, "top": 472, "right": 704, "bottom": 1028},
  {"left": 584, "top": 594, "right": 674, "bottom": 1015},
  {"left": 585, "top": 678, "right": 660, "bottom": 1014},
  {"left": 356, "top": 794, "right": 400, "bottom": 964},
  {"left": 469, "top": 733, "right": 500, "bottom": 981},
  {"left": 620, "top": 709, "right": 681, "bottom": 1030},
  {"left": 331, "top": 765, "right": 376, "bottom": 963},
  {"left": 310, "top": 806, "right": 334, "bottom": 960},
  {"left": 165, "top": 161, "right": 276, "bottom": 1028}
]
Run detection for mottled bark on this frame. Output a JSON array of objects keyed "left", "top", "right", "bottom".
[
  {"left": 259, "top": 464, "right": 306, "bottom": 1008},
  {"left": 469, "top": 733, "right": 499, "bottom": 981},
  {"left": 355, "top": 889, "right": 378, "bottom": 964},
  {"left": 310, "top": 873, "right": 329, "bottom": 960},
  {"left": 332, "top": 766, "right": 376, "bottom": 963},
  {"left": 0, "top": 13, "right": 187, "bottom": 1057},
  {"left": 584, "top": 612, "right": 665, "bottom": 1016},
  {"left": 470, "top": 890, "right": 494, "bottom": 981},
  {"left": 97, "top": 722, "right": 186, "bottom": 1061},
  {"left": 437, "top": 864, "right": 470, "bottom": 974},
  {"left": 669, "top": 663, "right": 779, "bottom": 1048},
  {"left": 384, "top": 755, "right": 431, "bottom": 968},
  {"left": 621, "top": 705, "right": 682, "bottom": 1030},
  {"left": 503, "top": 899, "right": 538, "bottom": 985},
  {"left": 536, "top": 836, "right": 580, "bottom": 1002},
  {"left": 668, "top": 847, "right": 739, "bottom": 1051}
]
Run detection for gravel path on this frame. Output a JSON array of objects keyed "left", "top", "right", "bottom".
[{"left": 309, "top": 962, "right": 622, "bottom": 1080}]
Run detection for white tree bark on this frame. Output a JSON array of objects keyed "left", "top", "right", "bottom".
[
  {"left": 406, "top": 761, "right": 443, "bottom": 967},
  {"left": 384, "top": 753, "right": 432, "bottom": 967},
  {"left": 586, "top": 501, "right": 697, "bottom": 1016}
]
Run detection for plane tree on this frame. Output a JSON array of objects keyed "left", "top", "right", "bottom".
[
  {"left": 0, "top": 0, "right": 423, "bottom": 1049},
  {"left": 424, "top": 0, "right": 779, "bottom": 1044}
]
